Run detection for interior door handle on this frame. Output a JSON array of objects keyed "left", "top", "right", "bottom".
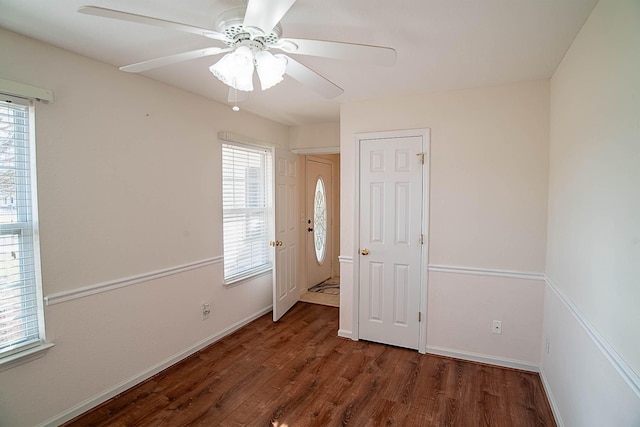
[
  {"left": 307, "top": 227, "right": 314, "bottom": 232},
  {"left": 361, "top": 248, "right": 369, "bottom": 255}
]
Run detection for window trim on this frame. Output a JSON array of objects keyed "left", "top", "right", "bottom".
[
  {"left": 0, "top": 341, "right": 53, "bottom": 372},
  {"left": 0, "top": 94, "right": 50, "bottom": 369}
]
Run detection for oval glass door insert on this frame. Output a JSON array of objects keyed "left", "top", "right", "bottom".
[{"left": 314, "top": 177, "right": 327, "bottom": 263}]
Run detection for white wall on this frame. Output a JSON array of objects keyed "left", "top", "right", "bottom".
[
  {"left": 340, "top": 80, "right": 549, "bottom": 367},
  {"left": 0, "top": 29, "right": 290, "bottom": 426},
  {"left": 543, "top": 0, "right": 640, "bottom": 424}
]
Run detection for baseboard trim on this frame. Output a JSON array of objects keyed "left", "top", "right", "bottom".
[
  {"left": 44, "top": 256, "right": 223, "bottom": 306},
  {"left": 539, "top": 365, "right": 565, "bottom": 427},
  {"left": 545, "top": 276, "right": 640, "bottom": 399},
  {"left": 338, "top": 329, "right": 353, "bottom": 340},
  {"left": 426, "top": 345, "right": 539, "bottom": 372},
  {"left": 428, "top": 264, "right": 545, "bottom": 281},
  {"left": 39, "top": 305, "right": 272, "bottom": 427}
]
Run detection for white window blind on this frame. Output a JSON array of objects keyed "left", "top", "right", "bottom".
[
  {"left": 0, "top": 97, "right": 43, "bottom": 359},
  {"left": 222, "top": 142, "right": 272, "bottom": 283}
]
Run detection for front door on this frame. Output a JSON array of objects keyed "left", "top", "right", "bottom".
[
  {"left": 358, "top": 135, "right": 424, "bottom": 349},
  {"left": 306, "top": 158, "right": 333, "bottom": 287},
  {"left": 272, "top": 148, "right": 298, "bottom": 321}
]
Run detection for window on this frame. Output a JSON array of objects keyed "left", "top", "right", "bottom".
[
  {"left": 222, "top": 142, "right": 272, "bottom": 283},
  {"left": 313, "top": 177, "right": 327, "bottom": 263},
  {"left": 0, "top": 96, "right": 46, "bottom": 364}
]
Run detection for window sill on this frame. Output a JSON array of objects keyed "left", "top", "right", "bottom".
[{"left": 0, "top": 342, "right": 55, "bottom": 373}]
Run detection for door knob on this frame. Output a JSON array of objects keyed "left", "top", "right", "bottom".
[
  {"left": 361, "top": 248, "right": 369, "bottom": 255},
  {"left": 276, "top": 240, "right": 283, "bottom": 246},
  {"left": 307, "top": 227, "right": 314, "bottom": 232}
]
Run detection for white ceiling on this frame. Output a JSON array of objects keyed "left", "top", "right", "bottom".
[{"left": 0, "top": 0, "right": 597, "bottom": 126}]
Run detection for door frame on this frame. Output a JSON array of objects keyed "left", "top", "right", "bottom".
[
  {"left": 352, "top": 128, "right": 431, "bottom": 354},
  {"left": 305, "top": 155, "right": 334, "bottom": 289}
]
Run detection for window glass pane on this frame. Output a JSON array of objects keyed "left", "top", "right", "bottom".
[{"left": 313, "top": 177, "right": 326, "bottom": 263}]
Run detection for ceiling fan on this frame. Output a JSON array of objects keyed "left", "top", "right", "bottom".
[{"left": 78, "top": 0, "right": 396, "bottom": 101}]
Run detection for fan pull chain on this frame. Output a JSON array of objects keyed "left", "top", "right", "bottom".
[{"left": 232, "top": 88, "right": 240, "bottom": 111}]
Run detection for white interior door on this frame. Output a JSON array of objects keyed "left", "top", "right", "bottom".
[
  {"left": 272, "top": 148, "right": 298, "bottom": 321},
  {"left": 306, "top": 158, "right": 332, "bottom": 287},
  {"left": 358, "top": 136, "right": 424, "bottom": 349}
]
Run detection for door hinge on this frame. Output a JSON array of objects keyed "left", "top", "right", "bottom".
[
  {"left": 418, "top": 312, "right": 422, "bottom": 322},
  {"left": 419, "top": 234, "right": 424, "bottom": 245},
  {"left": 416, "top": 152, "right": 425, "bottom": 164}
]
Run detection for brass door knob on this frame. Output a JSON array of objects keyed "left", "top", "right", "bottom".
[
  {"left": 276, "top": 240, "right": 283, "bottom": 246},
  {"left": 361, "top": 248, "right": 369, "bottom": 255}
]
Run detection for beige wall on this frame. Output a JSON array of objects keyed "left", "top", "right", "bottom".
[
  {"left": 543, "top": 0, "right": 640, "bottom": 424},
  {"left": 340, "top": 80, "right": 550, "bottom": 366},
  {"left": 4, "top": 0, "right": 638, "bottom": 423},
  {"left": 0, "top": 28, "right": 290, "bottom": 426},
  {"left": 289, "top": 122, "right": 340, "bottom": 152},
  {"left": 547, "top": 0, "right": 640, "bottom": 372}
]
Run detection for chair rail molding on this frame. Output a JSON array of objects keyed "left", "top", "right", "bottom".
[
  {"left": 544, "top": 275, "right": 640, "bottom": 399},
  {"left": 427, "top": 264, "right": 545, "bottom": 281},
  {"left": 45, "top": 257, "right": 223, "bottom": 306}
]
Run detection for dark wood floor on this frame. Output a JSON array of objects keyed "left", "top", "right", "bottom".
[{"left": 65, "top": 303, "right": 556, "bottom": 426}]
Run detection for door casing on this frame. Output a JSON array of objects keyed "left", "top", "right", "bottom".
[{"left": 352, "top": 129, "right": 430, "bottom": 354}]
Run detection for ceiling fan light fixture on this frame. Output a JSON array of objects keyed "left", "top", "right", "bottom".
[
  {"left": 209, "top": 45, "right": 255, "bottom": 91},
  {"left": 255, "top": 51, "right": 287, "bottom": 90}
]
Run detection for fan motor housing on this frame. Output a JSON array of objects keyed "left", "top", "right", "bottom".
[{"left": 215, "top": 7, "right": 282, "bottom": 46}]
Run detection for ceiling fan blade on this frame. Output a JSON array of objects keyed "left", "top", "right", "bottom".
[
  {"left": 228, "top": 87, "right": 250, "bottom": 103},
  {"left": 277, "top": 38, "right": 397, "bottom": 66},
  {"left": 283, "top": 56, "right": 343, "bottom": 99},
  {"left": 243, "top": 0, "right": 296, "bottom": 36},
  {"left": 120, "top": 47, "right": 231, "bottom": 73},
  {"left": 78, "top": 5, "right": 227, "bottom": 41}
]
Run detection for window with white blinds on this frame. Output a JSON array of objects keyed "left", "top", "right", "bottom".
[
  {"left": 222, "top": 142, "right": 272, "bottom": 283},
  {"left": 0, "top": 97, "right": 44, "bottom": 359}
]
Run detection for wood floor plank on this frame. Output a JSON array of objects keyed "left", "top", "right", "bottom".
[{"left": 64, "top": 303, "right": 556, "bottom": 427}]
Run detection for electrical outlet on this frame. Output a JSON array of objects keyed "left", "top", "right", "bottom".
[
  {"left": 492, "top": 320, "right": 502, "bottom": 334},
  {"left": 202, "top": 303, "right": 211, "bottom": 320}
]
